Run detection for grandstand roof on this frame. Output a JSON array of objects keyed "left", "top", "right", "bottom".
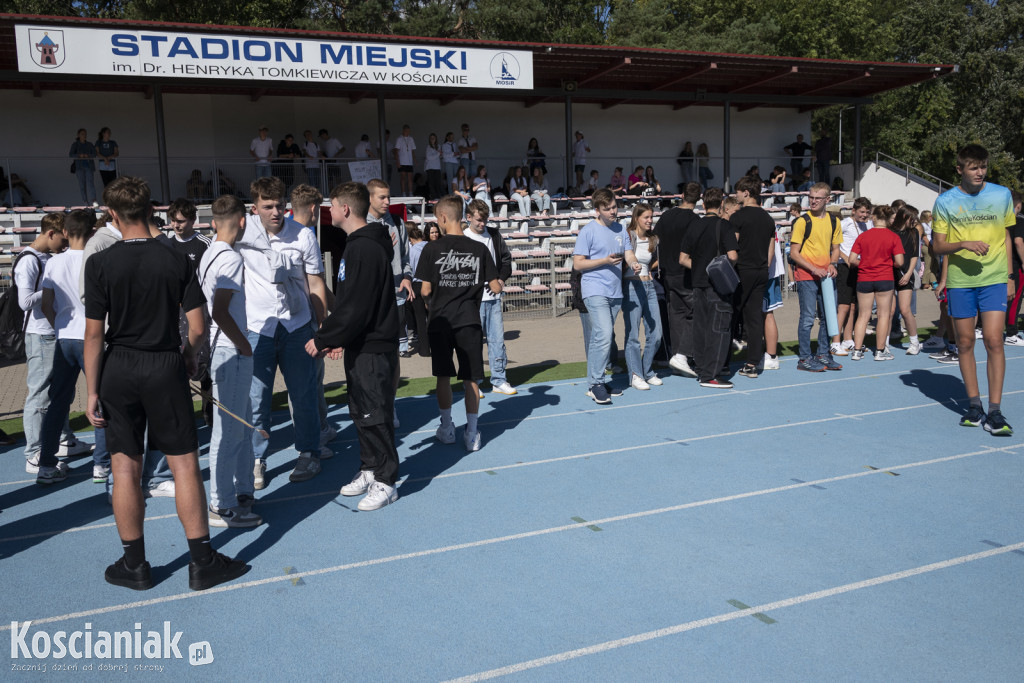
[{"left": 0, "top": 14, "right": 956, "bottom": 111}]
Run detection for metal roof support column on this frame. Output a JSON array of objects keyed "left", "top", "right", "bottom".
[
  {"left": 854, "top": 104, "right": 862, "bottom": 196},
  {"left": 153, "top": 84, "right": 169, "bottom": 203},
  {"left": 723, "top": 99, "right": 732, "bottom": 193},
  {"left": 377, "top": 94, "right": 387, "bottom": 185},
  {"left": 564, "top": 95, "right": 574, "bottom": 193}
]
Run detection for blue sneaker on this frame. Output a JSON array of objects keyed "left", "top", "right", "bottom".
[
  {"left": 586, "top": 384, "right": 612, "bottom": 404},
  {"left": 796, "top": 357, "right": 826, "bottom": 372},
  {"left": 817, "top": 355, "right": 843, "bottom": 371}
]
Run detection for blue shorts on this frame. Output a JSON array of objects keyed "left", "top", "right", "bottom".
[
  {"left": 762, "top": 277, "right": 783, "bottom": 313},
  {"left": 947, "top": 283, "right": 1007, "bottom": 319}
]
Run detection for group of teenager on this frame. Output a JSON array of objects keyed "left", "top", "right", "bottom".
[{"left": 573, "top": 144, "right": 1018, "bottom": 436}]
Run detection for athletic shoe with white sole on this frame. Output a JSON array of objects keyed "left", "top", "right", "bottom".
[
  {"left": 1005, "top": 333, "right": 1024, "bottom": 346},
  {"left": 874, "top": 348, "right": 895, "bottom": 361},
  {"left": 491, "top": 382, "right": 518, "bottom": 395},
  {"left": 829, "top": 342, "right": 849, "bottom": 356},
  {"left": 25, "top": 456, "right": 39, "bottom": 474},
  {"left": 93, "top": 464, "right": 110, "bottom": 483},
  {"left": 959, "top": 405, "right": 986, "bottom": 428},
  {"left": 340, "top": 469, "right": 375, "bottom": 497},
  {"left": 841, "top": 339, "right": 856, "bottom": 351},
  {"left": 436, "top": 422, "right": 456, "bottom": 444},
  {"left": 631, "top": 374, "right": 650, "bottom": 391},
  {"left": 936, "top": 350, "right": 960, "bottom": 364},
  {"left": 906, "top": 340, "right": 921, "bottom": 355},
  {"left": 586, "top": 384, "right": 612, "bottom": 405},
  {"left": 604, "top": 383, "right": 623, "bottom": 397},
  {"left": 253, "top": 460, "right": 266, "bottom": 490},
  {"left": 208, "top": 506, "right": 263, "bottom": 528},
  {"left": 983, "top": 409, "right": 1013, "bottom": 436},
  {"left": 851, "top": 347, "right": 866, "bottom": 361},
  {"left": 36, "top": 461, "right": 69, "bottom": 485},
  {"left": 699, "top": 378, "right": 734, "bottom": 389},
  {"left": 288, "top": 452, "right": 321, "bottom": 482},
  {"left": 58, "top": 438, "right": 93, "bottom": 457},
  {"left": 145, "top": 480, "right": 176, "bottom": 498},
  {"left": 358, "top": 481, "right": 398, "bottom": 511},
  {"left": 645, "top": 375, "right": 663, "bottom": 386},
  {"left": 669, "top": 354, "right": 697, "bottom": 377},
  {"left": 464, "top": 429, "right": 481, "bottom": 452},
  {"left": 762, "top": 353, "right": 780, "bottom": 370}
]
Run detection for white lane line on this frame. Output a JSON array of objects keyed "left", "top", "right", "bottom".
[
  {"left": 444, "top": 540, "right": 1024, "bottom": 682},
  {"left": 2, "top": 390, "right": 1018, "bottom": 544},
  {"left": 0, "top": 446, "right": 1010, "bottom": 629}
]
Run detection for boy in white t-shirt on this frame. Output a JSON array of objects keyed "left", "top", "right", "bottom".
[
  {"left": 199, "top": 196, "right": 262, "bottom": 528},
  {"left": 37, "top": 210, "right": 108, "bottom": 484}
]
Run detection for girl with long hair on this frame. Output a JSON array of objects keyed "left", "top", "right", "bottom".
[{"left": 623, "top": 203, "right": 663, "bottom": 389}]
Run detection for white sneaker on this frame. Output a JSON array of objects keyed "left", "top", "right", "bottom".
[
  {"left": 1005, "top": 333, "right": 1024, "bottom": 346},
  {"left": 36, "top": 461, "right": 69, "bottom": 485},
  {"left": 25, "top": 456, "right": 39, "bottom": 474},
  {"left": 830, "top": 342, "right": 848, "bottom": 356},
  {"left": 58, "top": 438, "right": 93, "bottom": 457},
  {"left": 436, "top": 422, "right": 456, "bottom": 444},
  {"left": 145, "top": 480, "right": 176, "bottom": 498},
  {"left": 358, "top": 481, "right": 398, "bottom": 511},
  {"left": 253, "top": 460, "right": 266, "bottom": 490},
  {"left": 762, "top": 353, "right": 780, "bottom": 370},
  {"left": 975, "top": 328, "right": 984, "bottom": 339},
  {"left": 491, "top": 382, "right": 518, "bottom": 395},
  {"left": 631, "top": 374, "right": 650, "bottom": 391},
  {"left": 669, "top": 354, "right": 697, "bottom": 377},
  {"left": 92, "top": 464, "right": 110, "bottom": 483},
  {"left": 340, "top": 469, "right": 375, "bottom": 497},
  {"left": 646, "top": 375, "right": 663, "bottom": 386},
  {"left": 319, "top": 424, "right": 338, "bottom": 447},
  {"left": 319, "top": 445, "right": 335, "bottom": 460},
  {"left": 288, "top": 452, "right": 321, "bottom": 482},
  {"left": 841, "top": 339, "right": 856, "bottom": 351},
  {"left": 906, "top": 340, "right": 921, "bottom": 355},
  {"left": 464, "top": 429, "right": 481, "bottom": 452}
]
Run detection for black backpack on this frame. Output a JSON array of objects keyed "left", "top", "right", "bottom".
[{"left": 0, "top": 251, "right": 41, "bottom": 361}]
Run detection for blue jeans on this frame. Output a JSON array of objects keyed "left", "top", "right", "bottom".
[
  {"left": 583, "top": 296, "right": 622, "bottom": 387},
  {"left": 75, "top": 166, "right": 97, "bottom": 204},
  {"left": 397, "top": 298, "right": 410, "bottom": 353},
  {"left": 209, "top": 345, "right": 256, "bottom": 510},
  {"left": 306, "top": 167, "right": 321, "bottom": 190},
  {"left": 38, "top": 338, "right": 108, "bottom": 469},
  {"left": 479, "top": 298, "right": 507, "bottom": 386},
  {"left": 24, "top": 333, "right": 72, "bottom": 462},
  {"left": 460, "top": 159, "right": 475, "bottom": 176},
  {"left": 255, "top": 164, "right": 271, "bottom": 178},
  {"left": 444, "top": 162, "right": 459, "bottom": 188},
  {"left": 248, "top": 323, "right": 320, "bottom": 462},
  {"left": 623, "top": 280, "right": 662, "bottom": 380},
  {"left": 796, "top": 279, "right": 835, "bottom": 360}
]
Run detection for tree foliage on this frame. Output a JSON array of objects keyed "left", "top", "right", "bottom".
[{"left": 3, "top": 0, "right": 1021, "bottom": 188}]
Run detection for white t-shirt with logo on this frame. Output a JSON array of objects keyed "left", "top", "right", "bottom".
[
  {"left": 198, "top": 241, "right": 247, "bottom": 349},
  {"left": 40, "top": 250, "right": 85, "bottom": 340}
]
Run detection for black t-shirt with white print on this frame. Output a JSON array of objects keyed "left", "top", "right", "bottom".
[
  {"left": 85, "top": 238, "right": 205, "bottom": 352},
  {"left": 159, "top": 232, "right": 211, "bottom": 275},
  {"left": 415, "top": 235, "right": 497, "bottom": 329}
]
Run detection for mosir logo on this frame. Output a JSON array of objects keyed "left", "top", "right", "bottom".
[
  {"left": 28, "top": 29, "right": 64, "bottom": 69},
  {"left": 10, "top": 621, "right": 213, "bottom": 670},
  {"left": 490, "top": 52, "right": 519, "bottom": 86}
]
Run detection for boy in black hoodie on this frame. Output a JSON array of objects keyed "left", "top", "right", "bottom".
[{"left": 306, "top": 182, "right": 401, "bottom": 511}]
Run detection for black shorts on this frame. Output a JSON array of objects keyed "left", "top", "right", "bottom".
[
  {"left": 836, "top": 263, "right": 858, "bottom": 305},
  {"left": 856, "top": 280, "right": 894, "bottom": 294},
  {"left": 99, "top": 347, "right": 198, "bottom": 457},
  {"left": 428, "top": 321, "right": 484, "bottom": 381},
  {"left": 895, "top": 272, "right": 914, "bottom": 292},
  {"left": 398, "top": 165, "right": 414, "bottom": 173}
]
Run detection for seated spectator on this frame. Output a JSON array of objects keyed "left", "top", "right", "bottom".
[
  {"left": 451, "top": 165, "right": 471, "bottom": 204},
  {"left": 529, "top": 167, "right": 552, "bottom": 216},
  {"left": 584, "top": 169, "right": 600, "bottom": 196},
  {"left": 769, "top": 166, "right": 788, "bottom": 193},
  {"left": 746, "top": 165, "right": 763, "bottom": 183},
  {"left": 796, "top": 168, "right": 814, "bottom": 192},
  {"left": 185, "top": 169, "right": 211, "bottom": 202},
  {"left": 218, "top": 170, "right": 242, "bottom": 198},
  {"left": 644, "top": 166, "right": 662, "bottom": 195},
  {"left": 628, "top": 166, "right": 649, "bottom": 194},
  {"left": 608, "top": 167, "right": 627, "bottom": 196},
  {"left": 472, "top": 165, "right": 493, "bottom": 213},
  {"left": 0, "top": 167, "right": 35, "bottom": 205},
  {"left": 504, "top": 166, "right": 531, "bottom": 217}
]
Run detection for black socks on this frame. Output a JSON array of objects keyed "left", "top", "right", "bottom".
[
  {"left": 187, "top": 534, "right": 214, "bottom": 565},
  {"left": 121, "top": 536, "right": 146, "bottom": 569}
]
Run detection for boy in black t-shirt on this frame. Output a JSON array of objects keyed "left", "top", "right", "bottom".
[
  {"left": 84, "top": 177, "right": 249, "bottom": 592},
  {"left": 415, "top": 196, "right": 500, "bottom": 452}
]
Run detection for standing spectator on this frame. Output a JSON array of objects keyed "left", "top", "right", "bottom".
[
  {"left": 679, "top": 188, "right": 739, "bottom": 388},
  {"left": 275, "top": 134, "right": 301, "bottom": 190},
  {"left": 505, "top": 166, "right": 531, "bottom": 217},
  {"left": 696, "top": 143, "right": 713, "bottom": 189},
  {"left": 302, "top": 130, "right": 324, "bottom": 191},
  {"left": 832, "top": 197, "right": 872, "bottom": 355},
  {"left": 69, "top": 128, "right": 98, "bottom": 206},
  {"left": 762, "top": 220, "right": 787, "bottom": 370},
  {"left": 416, "top": 196, "right": 501, "bottom": 451},
  {"left": 354, "top": 133, "right": 374, "bottom": 159},
  {"left": 408, "top": 226, "right": 431, "bottom": 357},
  {"left": 249, "top": 126, "right": 273, "bottom": 178},
  {"left": 366, "top": 178, "right": 415, "bottom": 372},
  {"left": 441, "top": 132, "right": 460, "bottom": 187},
  {"left": 891, "top": 206, "right": 922, "bottom": 354},
  {"left": 790, "top": 182, "right": 843, "bottom": 372},
  {"left": 198, "top": 196, "right": 262, "bottom": 528},
  {"left": 731, "top": 176, "right": 777, "bottom": 379},
  {"left": 472, "top": 165, "right": 493, "bottom": 213},
  {"left": 677, "top": 141, "right": 695, "bottom": 186},
  {"left": 525, "top": 138, "right": 547, "bottom": 175},
  {"left": 573, "top": 188, "right": 640, "bottom": 404},
  {"left": 848, "top": 205, "right": 903, "bottom": 361},
  {"left": 310, "top": 182, "right": 402, "bottom": 510},
  {"left": 623, "top": 203, "right": 663, "bottom": 390},
  {"left": 529, "top": 167, "right": 552, "bottom": 216},
  {"left": 814, "top": 129, "right": 832, "bottom": 184},
  {"left": 318, "top": 129, "right": 345, "bottom": 189},
  {"left": 458, "top": 123, "right": 478, "bottom": 176},
  {"left": 393, "top": 124, "right": 417, "bottom": 196},
  {"left": 659, "top": 182, "right": 702, "bottom": 378},
  {"left": 784, "top": 134, "right": 812, "bottom": 180},
  {"left": 95, "top": 127, "right": 119, "bottom": 188},
  {"left": 465, "top": 200, "right": 516, "bottom": 395},
  {"left": 238, "top": 176, "right": 328, "bottom": 489},
  {"left": 573, "top": 131, "right": 590, "bottom": 192},
  {"left": 1005, "top": 192, "right": 1024, "bottom": 345},
  {"left": 424, "top": 133, "right": 444, "bottom": 199}
]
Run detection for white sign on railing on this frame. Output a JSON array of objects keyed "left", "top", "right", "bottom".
[
  {"left": 348, "top": 160, "right": 383, "bottom": 186},
  {"left": 15, "top": 24, "right": 534, "bottom": 90}
]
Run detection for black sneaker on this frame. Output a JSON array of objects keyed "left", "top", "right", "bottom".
[
  {"left": 738, "top": 364, "right": 758, "bottom": 378},
  {"left": 105, "top": 556, "right": 153, "bottom": 591},
  {"left": 189, "top": 551, "right": 251, "bottom": 591},
  {"left": 983, "top": 410, "right": 1013, "bottom": 436},
  {"left": 959, "top": 406, "right": 986, "bottom": 428},
  {"left": 586, "top": 384, "right": 612, "bottom": 405},
  {"left": 603, "top": 382, "right": 623, "bottom": 397}
]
